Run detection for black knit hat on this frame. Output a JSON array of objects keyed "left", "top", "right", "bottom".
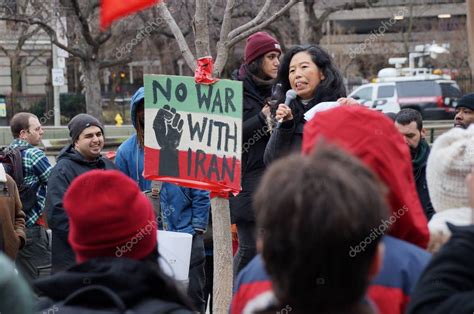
[
  {"left": 456, "top": 93, "right": 474, "bottom": 111},
  {"left": 68, "top": 114, "right": 104, "bottom": 143}
]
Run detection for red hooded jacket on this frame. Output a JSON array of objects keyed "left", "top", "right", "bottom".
[{"left": 302, "top": 106, "right": 429, "bottom": 248}]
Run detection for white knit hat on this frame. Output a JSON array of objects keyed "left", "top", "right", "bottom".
[{"left": 427, "top": 125, "right": 474, "bottom": 212}]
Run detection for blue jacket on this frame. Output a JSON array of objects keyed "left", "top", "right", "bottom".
[
  {"left": 231, "top": 236, "right": 431, "bottom": 314},
  {"left": 115, "top": 88, "right": 210, "bottom": 235}
]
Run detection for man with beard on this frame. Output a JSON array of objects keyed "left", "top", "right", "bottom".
[
  {"left": 395, "top": 109, "right": 434, "bottom": 220},
  {"left": 454, "top": 93, "right": 474, "bottom": 129}
]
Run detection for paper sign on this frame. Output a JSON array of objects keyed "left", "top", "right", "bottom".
[
  {"left": 143, "top": 75, "right": 242, "bottom": 194},
  {"left": 304, "top": 101, "right": 340, "bottom": 121}
]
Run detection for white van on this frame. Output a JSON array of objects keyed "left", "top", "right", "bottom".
[{"left": 349, "top": 78, "right": 461, "bottom": 119}]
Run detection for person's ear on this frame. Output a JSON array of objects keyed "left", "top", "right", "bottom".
[
  {"left": 368, "top": 242, "right": 384, "bottom": 280},
  {"left": 421, "top": 128, "right": 427, "bottom": 138},
  {"left": 19, "top": 129, "right": 28, "bottom": 140}
]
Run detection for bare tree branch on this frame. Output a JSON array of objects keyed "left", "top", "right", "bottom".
[
  {"left": 100, "top": 57, "right": 133, "bottom": 69},
  {"left": 227, "top": 0, "right": 299, "bottom": 48},
  {"left": 194, "top": 0, "right": 211, "bottom": 57},
  {"left": 96, "top": 29, "right": 112, "bottom": 46},
  {"left": 83, "top": 0, "right": 100, "bottom": 19},
  {"left": 227, "top": 0, "right": 272, "bottom": 39},
  {"left": 157, "top": 2, "right": 196, "bottom": 71},
  {"left": 218, "top": 0, "right": 235, "bottom": 44},
  {"left": 0, "top": 15, "right": 88, "bottom": 58},
  {"left": 70, "top": 0, "right": 96, "bottom": 48},
  {"left": 0, "top": 45, "right": 8, "bottom": 56}
]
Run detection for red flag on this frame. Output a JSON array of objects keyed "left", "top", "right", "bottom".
[{"left": 100, "top": 0, "right": 160, "bottom": 30}]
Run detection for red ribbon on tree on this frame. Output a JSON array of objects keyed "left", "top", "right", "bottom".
[{"left": 194, "top": 56, "right": 219, "bottom": 85}]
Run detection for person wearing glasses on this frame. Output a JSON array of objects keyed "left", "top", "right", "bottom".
[{"left": 9, "top": 112, "right": 53, "bottom": 284}]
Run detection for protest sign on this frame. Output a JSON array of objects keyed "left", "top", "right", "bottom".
[{"left": 143, "top": 75, "right": 242, "bottom": 193}]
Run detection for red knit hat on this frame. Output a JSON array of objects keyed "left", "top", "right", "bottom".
[
  {"left": 244, "top": 32, "right": 281, "bottom": 65},
  {"left": 64, "top": 170, "right": 157, "bottom": 263},
  {"left": 302, "top": 106, "right": 429, "bottom": 249}
]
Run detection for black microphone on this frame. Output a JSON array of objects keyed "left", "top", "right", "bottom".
[{"left": 277, "top": 89, "right": 297, "bottom": 124}]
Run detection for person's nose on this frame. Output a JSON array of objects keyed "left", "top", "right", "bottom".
[{"left": 295, "top": 68, "right": 303, "bottom": 79}]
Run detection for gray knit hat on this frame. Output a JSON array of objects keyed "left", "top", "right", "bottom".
[
  {"left": 426, "top": 125, "right": 474, "bottom": 212},
  {"left": 68, "top": 114, "right": 104, "bottom": 143}
]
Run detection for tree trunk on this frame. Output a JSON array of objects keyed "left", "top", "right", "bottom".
[
  {"left": 82, "top": 59, "right": 103, "bottom": 121},
  {"left": 10, "top": 56, "right": 22, "bottom": 109},
  {"left": 467, "top": 0, "right": 474, "bottom": 83},
  {"left": 211, "top": 197, "right": 233, "bottom": 314}
]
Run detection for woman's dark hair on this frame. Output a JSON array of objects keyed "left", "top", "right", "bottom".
[
  {"left": 276, "top": 44, "right": 346, "bottom": 104},
  {"left": 247, "top": 55, "right": 268, "bottom": 80}
]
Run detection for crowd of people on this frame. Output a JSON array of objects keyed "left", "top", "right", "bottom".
[{"left": 0, "top": 31, "right": 474, "bottom": 314}]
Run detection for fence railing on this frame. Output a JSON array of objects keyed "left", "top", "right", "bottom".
[{"left": 423, "top": 120, "right": 454, "bottom": 144}]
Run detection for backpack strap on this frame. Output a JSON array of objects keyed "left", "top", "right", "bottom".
[
  {"left": 7, "top": 146, "right": 26, "bottom": 186},
  {"left": 62, "top": 285, "right": 127, "bottom": 313}
]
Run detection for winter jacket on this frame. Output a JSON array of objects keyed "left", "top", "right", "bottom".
[
  {"left": 368, "top": 236, "right": 431, "bottom": 314},
  {"left": 34, "top": 257, "right": 193, "bottom": 313},
  {"left": 115, "top": 87, "right": 210, "bottom": 235},
  {"left": 0, "top": 171, "right": 26, "bottom": 260},
  {"left": 230, "top": 70, "right": 272, "bottom": 223},
  {"left": 407, "top": 224, "right": 474, "bottom": 314},
  {"left": 45, "top": 145, "right": 116, "bottom": 272},
  {"left": 231, "top": 236, "right": 431, "bottom": 314},
  {"left": 263, "top": 97, "right": 315, "bottom": 165},
  {"left": 412, "top": 140, "right": 435, "bottom": 220},
  {"left": 302, "top": 106, "right": 429, "bottom": 248}
]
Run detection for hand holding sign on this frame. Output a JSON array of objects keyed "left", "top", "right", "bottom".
[
  {"left": 153, "top": 105, "right": 184, "bottom": 150},
  {"left": 153, "top": 105, "right": 184, "bottom": 177}
]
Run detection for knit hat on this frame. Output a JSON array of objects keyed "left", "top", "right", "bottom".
[
  {"left": 244, "top": 32, "right": 281, "bottom": 65},
  {"left": 302, "top": 106, "right": 429, "bottom": 248},
  {"left": 64, "top": 170, "right": 157, "bottom": 263},
  {"left": 68, "top": 114, "right": 104, "bottom": 143},
  {"left": 426, "top": 125, "right": 474, "bottom": 212},
  {"left": 456, "top": 93, "right": 474, "bottom": 111}
]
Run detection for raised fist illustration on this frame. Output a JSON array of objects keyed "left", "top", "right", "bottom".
[
  {"left": 153, "top": 105, "right": 184, "bottom": 150},
  {"left": 153, "top": 105, "right": 184, "bottom": 177}
]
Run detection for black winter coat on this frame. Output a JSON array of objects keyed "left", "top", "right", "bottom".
[
  {"left": 264, "top": 97, "right": 316, "bottom": 165},
  {"left": 45, "top": 145, "right": 116, "bottom": 273},
  {"left": 407, "top": 224, "right": 474, "bottom": 313},
  {"left": 230, "top": 73, "right": 272, "bottom": 223},
  {"left": 34, "top": 257, "right": 193, "bottom": 313}
]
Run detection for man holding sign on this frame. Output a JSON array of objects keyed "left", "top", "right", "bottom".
[{"left": 115, "top": 87, "right": 210, "bottom": 313}]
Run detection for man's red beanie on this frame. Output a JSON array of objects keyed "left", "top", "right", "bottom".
[
  {"left": 302, "top": 106, "right": 429, "bottom": 249},
  {"left": 244, "top": 32, "right": 281, "bottom": 65},
  {"left": 64, "top": 170, "right": 157, "bottom": 263}
]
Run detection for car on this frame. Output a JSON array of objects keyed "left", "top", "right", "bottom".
[{"left": 349, "top": 77, "right": 462, "bottom": 120}]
